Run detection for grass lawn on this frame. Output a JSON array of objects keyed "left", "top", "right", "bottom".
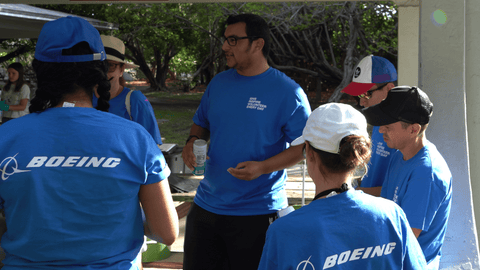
[{"left": 144, "top": 91, "right": 204, "bottom": 146}]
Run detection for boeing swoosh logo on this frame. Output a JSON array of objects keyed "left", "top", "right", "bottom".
[
  {"left": 1, "top": 154, "right": 31, "bottom": 181},
  {"left": 297, "top": 256, "right": 315, "bottom": 270}
]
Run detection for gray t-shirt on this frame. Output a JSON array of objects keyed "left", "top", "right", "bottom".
[{"left": 1, "top": 83, "right": 30, "bottom": 118}]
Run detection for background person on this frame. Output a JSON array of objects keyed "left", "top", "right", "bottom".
[
  {"left": 93, "top": 35, "right": 162, "bottom": 145},
  {"left": 341, "top": 55, "right": 397, "bottom": 189},
  {"left": 0, "top": 16, "right": 178, "bottom": 270},
  {"left": 362, "top": 86, "right": 452, "bottom": 269},
  {"left": 258, "top": 103, "right": 427, "bottom": 270},
  {"left": 0, "top": 62, "right": 30, "bottom": 123},
  {"left": 181, "top": 13, "right": 311, "bottom": 270}
]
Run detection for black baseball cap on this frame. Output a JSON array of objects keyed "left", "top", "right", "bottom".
[{"left": 362, "top": 86, "right": 433, "bottom": 126}]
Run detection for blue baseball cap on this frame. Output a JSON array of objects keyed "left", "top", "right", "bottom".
[
  {"left": 35, "top": 16, "right": 105, "bottom": 63},
  {"left": 341, "top": 55, "right": 397, "bottom": 96}
]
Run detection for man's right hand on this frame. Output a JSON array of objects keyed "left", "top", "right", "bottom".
[{"left": 182, "top": 140, "right": 197, "bottom": 170}]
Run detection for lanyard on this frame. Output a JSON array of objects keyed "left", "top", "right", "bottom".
[{"left": 312, "top": 183, "right": 349, "bottom": 201}]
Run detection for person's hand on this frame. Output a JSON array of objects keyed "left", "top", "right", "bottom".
[
  {"left": 227, "top": 161, "right": 264, "bottom": 181},
  {"left": 182, "top": 140, "right": 196, "bottom": 170}
]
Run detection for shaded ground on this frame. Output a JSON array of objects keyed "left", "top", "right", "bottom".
[
  {"left": 148, "top": 97, "right": 201, "bottom": 111},
  {"left": 126, "top": 79, "right": 358, "bottom": 112},
  {"left": 126, "top": 80, "right": 203, "bottom": 111}
]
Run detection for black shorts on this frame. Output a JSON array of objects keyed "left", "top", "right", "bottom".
[{"left": 183, "top": 202, "right": 277, "bottom": 270}]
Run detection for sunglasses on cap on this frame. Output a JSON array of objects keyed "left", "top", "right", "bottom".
[{"left": 358, "top": 83, "right": 389, "bottom": 99}]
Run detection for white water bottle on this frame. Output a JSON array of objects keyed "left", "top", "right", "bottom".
[{"left": 193, "top": 139, "right": 207, "bottom": 175}]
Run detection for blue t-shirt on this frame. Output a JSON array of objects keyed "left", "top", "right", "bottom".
[
  {"left": 93, "top": 86, "right": 162, "bottom": 145},
  {"left": 258, "top": 190, "right": 427, "bottom": 270},
  {"left": 361, "top": 126, "right": 396, "bottom": 187},
  {"left": 0, "top": 107, "right": 170, "bottom": 269},
  {"left": 381, "top": 141, "right": 452, "bottom": 269},
  {"left": 193, "top": 68, "right": 311, "bottom": 216}
]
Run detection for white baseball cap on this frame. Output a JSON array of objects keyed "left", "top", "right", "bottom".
[{"left": 291, "top": 103, "right": 369, "bottom": 154}]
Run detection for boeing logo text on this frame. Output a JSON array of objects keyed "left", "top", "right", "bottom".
[
  {"left": 323, "top": 242, "right": 397, "bottom": 269},
  {"left": 1, "top": 155, "right": 122, "bottom": 181},
  {"left": 27, "top": 156, "right": 121, "bottom": 168}
]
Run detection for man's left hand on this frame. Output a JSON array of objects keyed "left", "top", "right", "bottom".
[{"left": 228, "top": 161, "right": 264, "bottom": 181}]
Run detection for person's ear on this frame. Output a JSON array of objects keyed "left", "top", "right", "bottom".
[
  {"left": 93, "top": 84, "right": 99, "bottom": 98},
  {"left": 306, "top": 142, "right": 316, "bottom": 162},
  {"left": 254, "top": 38, "right": 265, "bottom": 53},
  {"left": 410, "top": 123, "right": 421, "bottom": 136},
  {"left": 385, "top": 82, "right": 396, "bottom": 92}
]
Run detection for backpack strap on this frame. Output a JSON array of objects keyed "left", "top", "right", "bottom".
[{"left": 125, "top": 89, "right": 135, "bottom": 120}]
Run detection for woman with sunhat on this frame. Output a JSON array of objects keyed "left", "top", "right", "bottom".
[
  {"left": 0, "top": 16, "right": 178, "bottom": 269},
  {"left": 258, "top": 103, "right": 426, "bottom": 269},
  {"left": 93, "top": 35, "right": 162, "bottom": 145}
]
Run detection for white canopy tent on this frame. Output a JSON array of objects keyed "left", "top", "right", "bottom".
[{"left": 0, "top": 4, "right": 117, "bottom": 39}]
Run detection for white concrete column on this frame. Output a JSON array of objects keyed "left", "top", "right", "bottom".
[
  {"left": 419, "top": 0, "right": 480, "bottom": 268},
  {"left": 466, "top": 0, "right": 480, "bottom": 263},
  {"left": 397, "top": 5, "right": 419, "bottom": 86}
]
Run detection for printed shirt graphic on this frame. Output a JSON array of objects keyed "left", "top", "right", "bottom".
[
  {"left": 92, "top": 86, "right": 162, "bottom": 145},
  {"left": 0, "top": 108, "right": 170, "bottom": 269},
  {"left": 361, "top": 126, "right": 396, "bottom": 187},
  {"left": 192, "top": 68, "right": 311, "bottom": 216},
  {"left": 381, "top": 141, "right": 452, "bottom": 266},
  {"left": 1, "top": 84, "right": 30, "bottom": 118},
  {"left": 258, "top": 190, "right": 426, "bottom": 270}
]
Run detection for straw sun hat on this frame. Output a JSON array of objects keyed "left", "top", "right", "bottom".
[{"left": 100, "top": 35, "right": 139, "bottom": 69}]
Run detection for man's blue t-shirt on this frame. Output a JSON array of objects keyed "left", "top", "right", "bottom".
[
  {"left": 193, "top": 68, "right": 311, "bottom": 216},
  {"left": 258, "top": 190, "right": 427, "bottom": 270},
  {"left": 361, "top": 126, "right": 396, "bottom": 187},
  {"left": 0, "top": 107, "right": 170, "bottom": 269},
  {"left": 381, "top": 141, "right": 452, "bottom": 269},
  {"left": 93, "top": 86, "right": 162, "bottom": 145}
]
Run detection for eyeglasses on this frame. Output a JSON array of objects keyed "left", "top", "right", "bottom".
[
  {"left": 358, "top": 83, "right": 389, "bottom": 99},
  {"left": 223, "top": 35, "right": 258, "bottom": 46},
  {"left": 108, "top": 63, "right": 121, "bottom": 72}
]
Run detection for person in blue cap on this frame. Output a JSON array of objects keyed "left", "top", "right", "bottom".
[
  {"left": 362, "top": 86, "right": 452, "bottom": 270},
  {"left": 341, "top": 55, "right": 398, "bottom": 191},
  {"left": 0, "top": 16, "right": 178, "bottom": 270},
  {"left": 258, "top": 103, "right": 426, "bottom": 270}
]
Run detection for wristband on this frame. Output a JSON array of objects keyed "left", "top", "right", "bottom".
[{"left": 186, "top": 135, "right": 199, "bottom": 144}]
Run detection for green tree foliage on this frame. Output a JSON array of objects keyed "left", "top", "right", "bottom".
[
  {"left": 245, "top": 1, "right": 397, "bottom": 102},
  {"left": 3, "top": 1, "right": 397, "bottom": 99},
  {"left": 34, "top": 4, "right": 201, "bottom": 91}
]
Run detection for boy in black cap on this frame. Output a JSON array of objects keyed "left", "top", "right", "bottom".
[{"left": 362, "top": 86, "right": 452, "bottom": 270}]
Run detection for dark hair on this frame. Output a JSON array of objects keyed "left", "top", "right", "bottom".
[
  {"left": 400, "top": 122, "right": 428, "bottom": 137},
  {"left": 30, "top": 42, "right": 111, "bottom": 113},
  {"left": 226, "top": 14, "right": 271, "bottom": 58},
  {"left": 119, "top": 64, "right": 127, "bottom": 87},
  {"left": 311, "top": 135, "right": 371, "bottom": 175},
  {"left": 4, "top": 62, "right": 27, "bottom": 93}
]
